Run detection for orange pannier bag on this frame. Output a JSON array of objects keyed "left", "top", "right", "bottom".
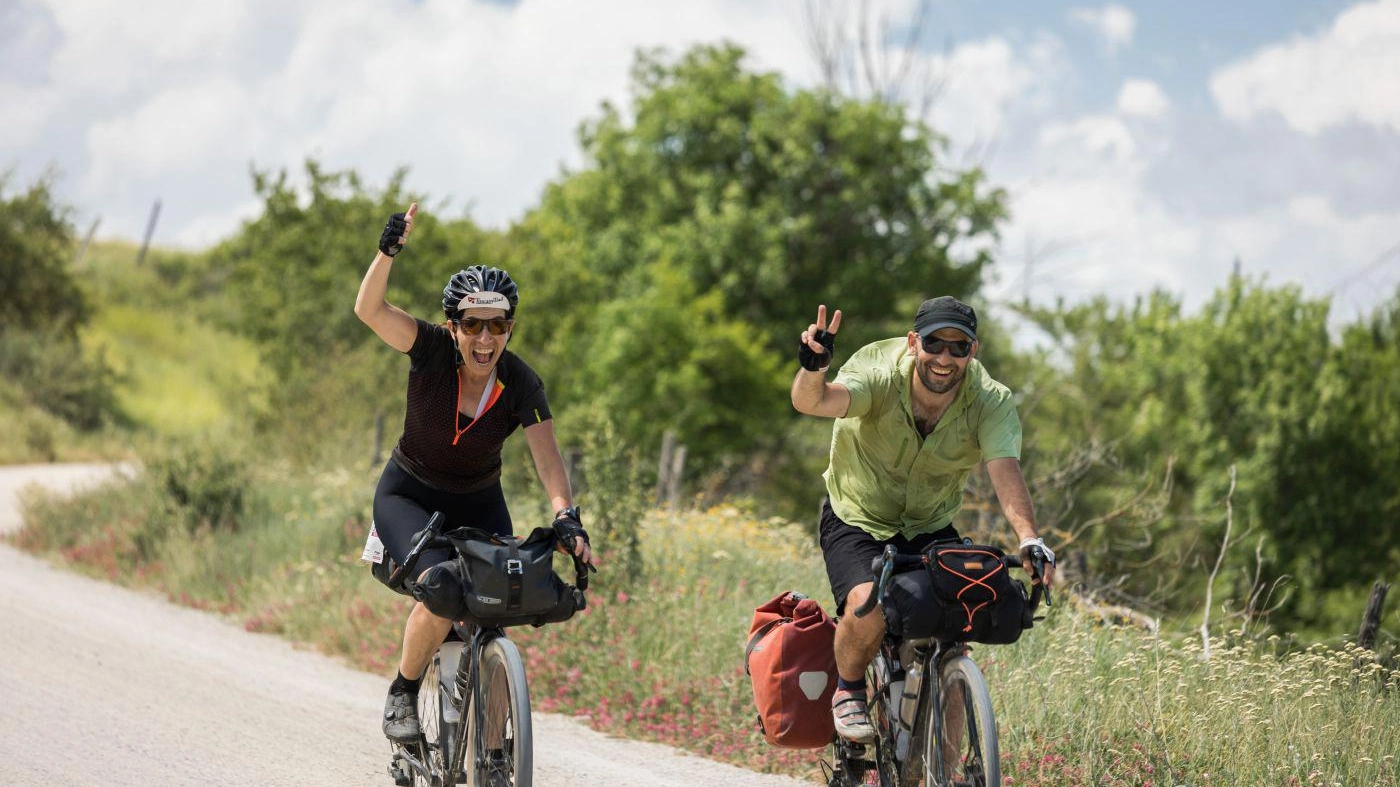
[{"left": 744, "top": 591, "right": 838, "bottom": 749}]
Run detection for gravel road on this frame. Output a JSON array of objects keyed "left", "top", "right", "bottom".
[{"left": 0, "top": 463, "right": 816, "bottom": 787}]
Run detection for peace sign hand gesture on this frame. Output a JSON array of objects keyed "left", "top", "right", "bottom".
[
  {"left": 798, "top": 304, "right": 842, "bottom": 372},
  {"left": 378, "top": 202, "right": 418, "bottom": 258}
]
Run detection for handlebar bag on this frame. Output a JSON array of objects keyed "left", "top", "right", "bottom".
[
  {"left": 443, "top": 527, "right": 584, "bottom": 628},
  {"left": 881, "top": 565, "right": 946, "bottom": 641},
  {"left": 744, "top": 591, "right": 838, "bottom": 749},
  {"left": 925, "top": 544, "right": 1028, "bottom": 645}
]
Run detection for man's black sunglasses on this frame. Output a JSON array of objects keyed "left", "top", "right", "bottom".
[{"left": 921, "top": 337, "right": 973, "bottom": 358}]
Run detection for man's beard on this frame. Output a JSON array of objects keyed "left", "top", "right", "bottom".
[{"left": 916, "top": 360, "right": 965, "bottom": 394}]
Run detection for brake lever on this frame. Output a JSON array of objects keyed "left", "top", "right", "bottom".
[{"left": 1031, "top": 552, "right": 1053, "bottom": 609}]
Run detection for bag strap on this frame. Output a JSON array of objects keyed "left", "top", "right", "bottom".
[
  {"left": 936, "top": 550, "right": 1006, "bottom": 633},
  {"left": 743, "top": 617, "right": 789, "bottom": 675},
  {"left": 505, "top": 539, "right": 524, "bottom": 610}
]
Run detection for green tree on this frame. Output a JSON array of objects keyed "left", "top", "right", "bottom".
[
  {"left": 1273, "top": 287, "right": 1400, "bottom": 625},
  {"left": 510, "top": 43, "right": 1006, "bottom": 475},
  {"left": 0, "top": 173, "right": 84, "bottom": 335},
  {"left": 211, "top": 162, "right": 503, "bottom": 461},
  {"left": 0, "top": 173, "right": 119, "bottom": 430},
  {"left": 1017, "top": 278, "right": 1400, "bottom": 636}
]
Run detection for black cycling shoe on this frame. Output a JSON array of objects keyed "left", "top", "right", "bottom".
[{"left": 382, "top": 688, "right": 421, "bottom": 741}]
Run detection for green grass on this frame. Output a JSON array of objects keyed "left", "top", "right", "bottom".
[
  {"left": 93, "top": 302, "right": 268, "bottom": 435},
  {"left": 0, "top": 240, "right": 268, "bottom": 463},
  {"left": 10, "top": 469, "right": 1399, "bottom": 786}
]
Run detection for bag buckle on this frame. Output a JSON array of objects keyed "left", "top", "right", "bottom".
[{"left": 506, "top": 559, "right": 524, "bottom": 576}]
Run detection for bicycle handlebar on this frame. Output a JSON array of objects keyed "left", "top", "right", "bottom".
[
  {"left": 386, "top": 511, "right": 594, "bottom": 592},
  {"left": 850, "top": 542, "right": 1051, "bottom": 620}
]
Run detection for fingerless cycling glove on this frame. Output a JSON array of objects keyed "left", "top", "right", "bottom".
[
  {"left": 379, "top": 212, "right": 408, "bottom": 257},
  {"left": 798, "top": 329, "right": 836, "bottom": 372}
]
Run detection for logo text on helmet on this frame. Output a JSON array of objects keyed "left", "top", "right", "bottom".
[{"left": 460, "top": 292, "right": 510, "bottom": 310}]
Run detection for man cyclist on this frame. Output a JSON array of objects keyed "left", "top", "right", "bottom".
[
  {"left": 355, "top": 203, "right": 593, "bottom": 742},
  {"left": 790, "top": 297, "right": 1056, "bottom": 743}
]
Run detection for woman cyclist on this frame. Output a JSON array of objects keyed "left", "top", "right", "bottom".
[{"left": 354, "top": 203, "right": 594, "bottom": 742}]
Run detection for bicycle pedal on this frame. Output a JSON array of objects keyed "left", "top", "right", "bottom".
[{"left": 386, "top": 757, "right": 412, "bottom": 787}]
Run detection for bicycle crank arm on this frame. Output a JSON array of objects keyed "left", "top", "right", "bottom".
[{"left": 389, "top": 742, "right": 434, "bottom": 784}]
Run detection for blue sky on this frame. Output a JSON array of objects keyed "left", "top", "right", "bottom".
[{"left": 4, "top": 0, "right": 1398, "bottom": 328}]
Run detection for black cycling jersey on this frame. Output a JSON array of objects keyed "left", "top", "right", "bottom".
[{"left": 390, "top": 318, "right": 552, "bottom": 494}]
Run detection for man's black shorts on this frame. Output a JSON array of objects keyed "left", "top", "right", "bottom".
[{"left": 818, "top": 498, "right": 958, "bottom": 615}]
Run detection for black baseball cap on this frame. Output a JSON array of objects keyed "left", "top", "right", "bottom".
[{"left": 913, "top": 296, "right": 977, "bottom": 341}]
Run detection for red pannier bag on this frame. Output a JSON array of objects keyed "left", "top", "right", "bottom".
[{"left": 744, "top": 591, "right": 837, "bottom": 748}]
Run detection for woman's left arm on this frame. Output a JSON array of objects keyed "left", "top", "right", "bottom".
[
  {"left": 523, "top": 420, "right": 573, "bottom": 514},
  {"left": 524, "top": 421, "right": 593, "bottom": 564}
]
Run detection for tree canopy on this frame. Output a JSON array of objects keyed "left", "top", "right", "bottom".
[{"left": 506, "top": 43, "right": 1006, "bottom": 470}]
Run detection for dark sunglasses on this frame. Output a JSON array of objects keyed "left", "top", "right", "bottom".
[
  {"left": 455, "top": 317, "right": 514, "bottom": 336},
  {"left": 921, "top": 337, "right": 973, "bottom": 358}
]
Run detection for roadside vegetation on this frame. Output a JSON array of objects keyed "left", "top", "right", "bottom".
[
  {"left": 12, "top": 463, "right": 1397, "bottom": 786},
  {"left": 4, "top": 40, "right": 1398, "bottom": 786}
]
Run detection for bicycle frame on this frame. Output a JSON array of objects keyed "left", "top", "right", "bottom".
[
  {"left": 392, "top": 621, "right": 517, "bottom": 786},
  {"left": 442, "top": 623, "right": 491, "bottom": 781},
  {"left": 864, "top": 636, "right": 967, "bottom": 786},
  {"left": 385, "top": 510, "right": 589, "bottom": 787},
  {"left": 827, "top": 541, "right": 1049, "bottom": 787}
]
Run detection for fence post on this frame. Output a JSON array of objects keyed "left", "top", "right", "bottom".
[
  {"left": 666, "top": 443, "right": 687, "bottom": 510},
  {"left": 657, "top": 431, "right": 675, "bottom": 504},
  {"left": 74, "top": 217, "right": 101, "bottom": 266},
  {"left": 371, "top": 410, "right": 384, "bottom": 467},
  {"left": 1358, "top": 580, "right": 1390, "bottom": 651},
  {"left": 136, "top": 199, "right": 161, "bottom": 266},
  {"left": 564, "top": 447, "right": 583, "bottom": 490}
]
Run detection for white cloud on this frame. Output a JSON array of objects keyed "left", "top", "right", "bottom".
[
  {"left": 1039, "top": 115, "right": 1138, "bottom": 163},
  {"left": 990, "top": 102, "right": 1200, "bottom": 307},
  {"left": 0, "top": 83, "right": 59, "bottom": 151},
  {"left": 11, "top": 0, "right": 813, "bottom": 245},
  {"left": 1210, "top": 0, "right": 1400, "bottom": 135},
  {"left": 1116, "top": 79, "right": 1170, "bottom": 120},
  {"left": 4, "top": 0, "right": 1397, "bottom": 331},
  {"left": 1069, "top": 4, "right": 1136, "bottom": 54},
  {"left": 926, "top": 37, "right": 1049, "bottom": 146}
]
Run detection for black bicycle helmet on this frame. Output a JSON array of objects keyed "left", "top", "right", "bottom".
[{"left": 442, "top": 265, "right": 519, "bottom": 319}]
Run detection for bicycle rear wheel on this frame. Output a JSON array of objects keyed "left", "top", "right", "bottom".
[
  {"left": 924, "top": 655, "right": 999, "bottom": 787},
  {"left": 468, "top": 635, "right": 532, "bottom": 787}
]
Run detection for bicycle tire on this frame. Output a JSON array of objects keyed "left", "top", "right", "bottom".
[
  {"left": 468, "top": 635, "right": 532, "bottom": 787},
  {"left": 924, "top": 655, "right": 999, "bottom": 787},
  {"left": 416, "top": 655, "right": 451, "bottom": 786}
]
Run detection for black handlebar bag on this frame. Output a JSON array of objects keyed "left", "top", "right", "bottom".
[
  {"left": 441, "top": 527, "right": 584, "bottom": 628},
  {"left": 882, "top": 544, "right": 1029, "bottom": 645}
]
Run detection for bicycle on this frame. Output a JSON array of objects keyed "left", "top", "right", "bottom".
[
  {"left": 824, "top": 540, "right": 1050, "bottom": 787},
  {"left": 384, "top": 511, "right": 592, "bottom": 787}
]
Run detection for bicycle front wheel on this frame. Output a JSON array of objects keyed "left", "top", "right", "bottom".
[
  {"left": 468, "top": 635, "right": 532, "bottom": 787},
  {"left": 924, "top": 655, "right": 999, "bottom": 787}
]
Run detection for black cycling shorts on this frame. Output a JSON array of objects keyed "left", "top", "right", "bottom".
[
  {"left": 818, "top": 498, "right": 958, "bottom": 615},
  {"left": 371, "top": 458, "right": 513, "bottom": 593}
]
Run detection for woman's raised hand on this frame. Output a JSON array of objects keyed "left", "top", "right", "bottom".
[{"left": 378, "top": 202, "right": 418, "bottom": 258}]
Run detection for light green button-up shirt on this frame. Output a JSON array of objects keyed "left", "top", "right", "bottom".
[{"left": 824, "top": 337, "right": 1022, "bottom": 540}]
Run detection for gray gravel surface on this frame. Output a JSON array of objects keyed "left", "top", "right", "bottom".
[{"left": 0, "top": 463, "right": 818, "bottom": 787}]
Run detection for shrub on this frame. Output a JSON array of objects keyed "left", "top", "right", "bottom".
[{"left": 147, "top": 439, "right": 251, "bottom": 533}]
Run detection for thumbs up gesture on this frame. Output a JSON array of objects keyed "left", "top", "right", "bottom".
[{"left": 378, "top": 202, "right": 418, "bottom": 257}]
